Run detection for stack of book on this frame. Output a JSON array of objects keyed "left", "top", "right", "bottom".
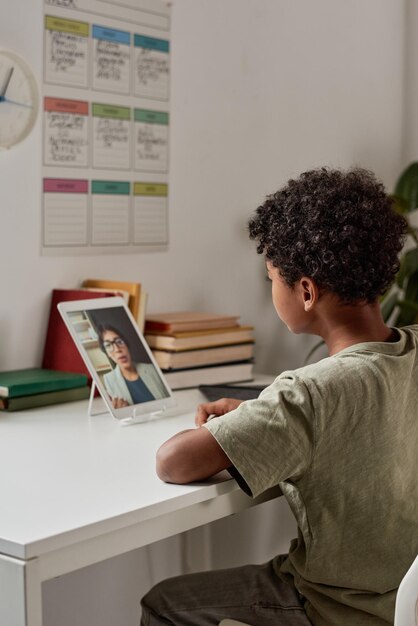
[
  {"left": 144, "top": 312, "right": 255, "bottom": 389},
  {"left": 0, "top": 368, "right": 89, "bottom": 412}
]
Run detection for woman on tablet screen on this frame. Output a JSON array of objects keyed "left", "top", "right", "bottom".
[{"left": 98, "top": 325, "right": 167, "bottom": 409}]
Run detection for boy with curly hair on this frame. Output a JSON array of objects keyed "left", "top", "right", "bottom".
[{"left": 141, "top": 168, "right": 418, "bottom": 626}]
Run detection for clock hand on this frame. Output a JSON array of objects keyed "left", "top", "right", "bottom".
[
  {"left": 0, "top": 67, "right": 14, "bottom": 101},
  {"left": 2, "top": 97, "right": 33, "bottom": 108}
]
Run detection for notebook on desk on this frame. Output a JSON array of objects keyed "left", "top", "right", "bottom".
[{"left": 198, "top": 383, "right": 266, "bottom": 402}]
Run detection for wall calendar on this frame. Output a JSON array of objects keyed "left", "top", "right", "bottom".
[{"left": 42, "top": 0, "right": 170, "bottom": 255}]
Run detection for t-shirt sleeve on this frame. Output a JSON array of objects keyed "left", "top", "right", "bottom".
[{"left": 204, "top": 373, "right": 316, "bottom": 498}]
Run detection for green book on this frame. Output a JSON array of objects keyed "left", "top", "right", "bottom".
[
  {"left": 0, "top": 368, "right": 88, "bottom": 398},
  {"left": 0, "top": 385, "right": 91, "bottom": 411}
]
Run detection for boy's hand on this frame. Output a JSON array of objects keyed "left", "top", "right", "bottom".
[{"left": 195, "top": 398, "right": 243, "bottom": 427}]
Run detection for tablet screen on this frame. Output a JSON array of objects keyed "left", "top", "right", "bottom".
[{"left": 58, "top": 297, "right": 175, "bottom": 420}]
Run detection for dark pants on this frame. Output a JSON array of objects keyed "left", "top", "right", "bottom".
[{"left": 141, "top": 559, "right": 312, "bottom": 626}]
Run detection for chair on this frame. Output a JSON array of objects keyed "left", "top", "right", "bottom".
[
  {"left": 220, "top": 555, "right": 418, "bottom": 626},
  {"left": 394, "top": 554, "right": 418, "bottom": 626}
]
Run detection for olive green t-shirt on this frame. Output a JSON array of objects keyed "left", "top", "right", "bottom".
[{"left": 205, "top": 325, "right": 418, "bottom": 626}]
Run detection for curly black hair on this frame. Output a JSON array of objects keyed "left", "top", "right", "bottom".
[{"left": 248, "top": 168, "right": 408, "bottom": 303}]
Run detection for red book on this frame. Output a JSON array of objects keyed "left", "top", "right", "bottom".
[{"left": 42, "top": 289, "right": 116, "bottom": 381}]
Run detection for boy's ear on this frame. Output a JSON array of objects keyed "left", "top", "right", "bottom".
[{"left": 300, "top": 277, "right": 318, "bottom": 311}]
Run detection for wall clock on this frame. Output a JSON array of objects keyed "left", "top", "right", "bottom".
[{"left": 0, "top": 50, "right": 39, "bottom": 150}]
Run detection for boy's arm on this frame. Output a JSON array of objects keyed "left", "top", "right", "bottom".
[
  {"left": 156, "top": 397, "right": 243, "bottom": 484},
  {"left": 156, "top": 427, "right": 232, "bottom": 484}
]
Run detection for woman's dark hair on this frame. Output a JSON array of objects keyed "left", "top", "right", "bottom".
[
  {"left": 248, "top": 167, "right": 408, "bottom": 303},
  {"left": 97, "top": 324, "right": 130, "bottom": 353}
]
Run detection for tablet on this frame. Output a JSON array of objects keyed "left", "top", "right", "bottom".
[{"left": 58, "top": 297, "right": 176, "bottom": 421}]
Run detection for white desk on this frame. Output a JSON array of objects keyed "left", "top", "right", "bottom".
[{"left": 0, "top": 387, "right": 280, "bottom": 626}]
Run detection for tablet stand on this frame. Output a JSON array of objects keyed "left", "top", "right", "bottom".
[
  {"left": 87, "top": 381, "right": 166, "bottom": 423},
  {"left": 88, "top": 381, "right": 108, "bottom": 417}
]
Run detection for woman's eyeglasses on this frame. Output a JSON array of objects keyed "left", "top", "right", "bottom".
[{"left": 102, "top": 338, "right": 126, "bottom": 352}]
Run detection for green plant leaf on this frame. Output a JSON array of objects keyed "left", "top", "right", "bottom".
[
  {"left": 407, "top": 224, "right": 418, "bottom": 245},
  {"left": 394, "top": 267, "right": 418, "bottom": 326},
  {"left": 394, "top": 299, "right": 418, "bottom": 326},
  {"left": 391, "top": 194, "right": 410, "bottom": 214},
  {"left": 404, "top": 269, "right": 418, "bottom": 304},
  {"left": 396, "top": 248, "right": 418, "bottom": 288},
  {"left": 394, "top": 162, "right": 418, "bottom": 212},
  {"left": 380, "top": 291, "right": 399, "bottom": 322}
]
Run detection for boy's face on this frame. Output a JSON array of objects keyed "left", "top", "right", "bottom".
[{"left": 266, "top": 261, "right": 310, "bottom": 334}]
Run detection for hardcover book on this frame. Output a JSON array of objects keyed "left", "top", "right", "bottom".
[
  {"left": 81, "top": 279, "right": 141, "bottom": 318},
  {"left": 0, "top": 368, "right": 87, "bottom": 398},
  {"left": 153, "top": 343, "right": 254, "bottom": 370},
  {"left": 145, "top": 325, "right": 254, "bottom": 351},
  {"left": 145, "top": 311, "right": 239, "bottom": 333},
  {"left": 163, "top": 361, "right": 254, "bottom": 390},
  {"left": 42, "top": 288, "right": 117, "bottom": 379},
  {"left": 0, "top": 385, "right": 90, "bottom": 411}
]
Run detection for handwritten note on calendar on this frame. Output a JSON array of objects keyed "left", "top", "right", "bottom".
[
  {"left": 92, "top": 26, "right": 131, "bottom": 94},
  {"left": 92, "top": 103, "right": 131, "bottom": 169},
  {"left": 42, "top": 0, "right": 170, "bottom": 256},
  {"left": 44, "top": 16, "right": 89, "bottom": 87},
  {"left": 134, "top": 109, "right": 168, "bottom": 172},
  {"left": 134, "top": 35, "right": 169, "bottom": 101},
  {"left": 44, "top": 98, "right": 89, "bottom": 166}
]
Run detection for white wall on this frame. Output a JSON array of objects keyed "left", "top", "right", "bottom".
[
  {"left": 0, "top": 0, "right": 405, "bottom": 375},
  {"left": 0, "top": 1, "right": 407, "bottom": 625},
  {"left": 402, "top": 0, "right": 418, "bottom": 165}
]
